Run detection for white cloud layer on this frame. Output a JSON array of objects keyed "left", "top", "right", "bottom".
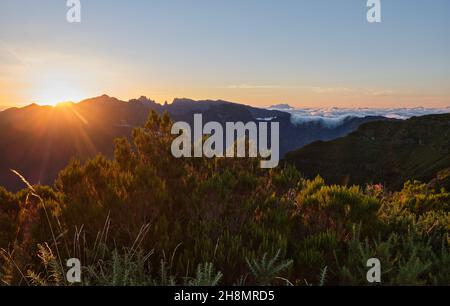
[{"left": 269, "top": 106, "right": 450, "bottom": 128}]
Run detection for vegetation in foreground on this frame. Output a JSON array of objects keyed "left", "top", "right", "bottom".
[{"left": 1, "top": 112, "right": 449, "bottom": 286}]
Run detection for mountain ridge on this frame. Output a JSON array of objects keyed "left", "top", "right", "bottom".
[
  {"left": 0, "top": 95, "right": 387, "bottom": 191},
  {"left": 284, "top": 113, "right": 450, "bottom": 189}
]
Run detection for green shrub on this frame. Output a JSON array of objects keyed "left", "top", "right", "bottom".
[{"left": 1, "top": 111, "right": 449, "bottom": 286}]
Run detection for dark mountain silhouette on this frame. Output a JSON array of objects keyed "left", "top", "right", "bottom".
[
  {"left": 0, "top": 95, "right": 385, "bottom": 191},
  {"left": 284, "top": 114, "right": 450, "bottom": 189}
]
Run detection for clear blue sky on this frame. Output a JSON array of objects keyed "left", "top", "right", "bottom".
[{"left": 0, "top": 0, "right": 449, "bottom": 107}]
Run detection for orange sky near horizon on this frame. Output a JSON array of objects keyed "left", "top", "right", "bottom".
[
  {"left": 1, "top": 47, "right": 448, "bottom": 109},
  {"left": 2, "top": 82, "right": 449, "bottom": 109},
  {"left": 1, "top": 59, "right": 449, "bottom": 109}
]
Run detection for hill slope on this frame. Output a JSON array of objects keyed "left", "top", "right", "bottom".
[{"left": 285, "top": 114, "right": 450, "bottom": 189}]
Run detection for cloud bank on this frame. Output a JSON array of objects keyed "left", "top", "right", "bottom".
[{"left": 269, "top": 106, "right": 450, "bottom": 128}]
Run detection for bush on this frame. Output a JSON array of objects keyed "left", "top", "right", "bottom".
[{"left": 1, "top": 111, "right": 449, "bottom": 286}]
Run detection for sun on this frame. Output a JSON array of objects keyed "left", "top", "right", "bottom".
[
  {"left": 33, "top": 84, "right": 86, "bottom": 106},
  {"left": 31, "top": 72, "right": 88, "bottom": 106}
]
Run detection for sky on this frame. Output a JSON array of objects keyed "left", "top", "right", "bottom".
[{"left": 0, "top": 0, "right": 449, "bottom": 108}]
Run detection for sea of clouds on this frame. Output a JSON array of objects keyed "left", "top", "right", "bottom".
[{"left": 269, "top": 106, "right": 450, "bottom": 128}]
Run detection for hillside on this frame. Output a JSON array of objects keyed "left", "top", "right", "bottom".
[
  {"left": 0, "top": 95, "right": 382, "bottom": 191},
  {"left": 1, "top": 110, "right": 449, "bottom": 286},
  {"left": 284, "top": 114, "right": 450, "bottom": 189}
]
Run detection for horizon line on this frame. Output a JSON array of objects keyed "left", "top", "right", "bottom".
[{"left": 1, "top": 94, "right": 450, "bottom": 112}]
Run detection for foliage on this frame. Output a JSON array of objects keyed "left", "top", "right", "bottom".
[
  {"left": 186, "top": 263, "right": 223, "bottom": 286},
  {"left": 0, "top": 111, "right": 449, "bottom": 286},
  {"left": 284, "top": 114, "right": 450, "bottom": 190},
  {"left": 245, "top": 249, "right": 293, "bottom": 285}
]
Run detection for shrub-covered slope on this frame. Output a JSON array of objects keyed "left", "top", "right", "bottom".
[
  {"left": 1, "top": 112, "right": 449, "bottom": 286},
  {"left": 285, "top": 114, "right": 450, "bottom": 189}
]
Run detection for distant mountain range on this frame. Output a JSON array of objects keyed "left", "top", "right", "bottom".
[
  {"left": 284, "top": 113, "right": 450, "bottom": 189},
  {"left": 0, "top": 95, "right": 388, "bottom": 191},
  {"left": 269, "top": 103, "right": 294, "bottom": 110}
]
